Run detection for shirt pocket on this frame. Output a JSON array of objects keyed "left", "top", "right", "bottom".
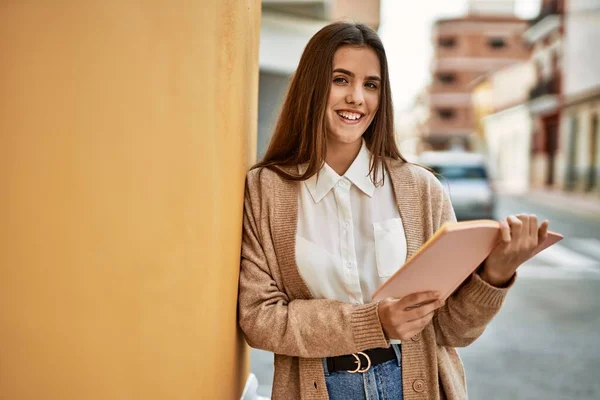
[{"left": 373, "top": 218, "right": 407, "bottom": 278}]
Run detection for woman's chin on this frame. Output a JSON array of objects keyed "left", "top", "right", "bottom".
[{"left": 328, "top": 131, "right": 364, "bottom": 145}]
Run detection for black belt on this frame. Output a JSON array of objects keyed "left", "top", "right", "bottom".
[{"left": 326, "top": 347, "right": 396, "bottom": 373}]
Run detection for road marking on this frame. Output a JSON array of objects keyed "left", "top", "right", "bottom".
[
  {"left": 518, "top": 264, "right": 600, "bottom": 279},
  {"left": 565, "top": 238, "right": 600, "bottom": 261},
  {"left": 519, "top": 241, "right": 600, "bottom": 279},
  {"left": 531, "top": 242, "right": 599, "bottom": 269}
]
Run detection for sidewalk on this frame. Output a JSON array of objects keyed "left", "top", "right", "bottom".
[{"left": 518, "top": 188, "right": 600, "bottom": 222}]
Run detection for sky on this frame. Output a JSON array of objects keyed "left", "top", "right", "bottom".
[{"left": 378, "top": 0, "right": 542, "bottom": 111}]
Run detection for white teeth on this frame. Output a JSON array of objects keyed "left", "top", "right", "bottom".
[{"left": 337, "top": 111, "right": 362, "bottom": 121}]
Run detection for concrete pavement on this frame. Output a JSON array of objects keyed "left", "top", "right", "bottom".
[{"left": 520, "top": 188, "right": 600, "bottom": 222}]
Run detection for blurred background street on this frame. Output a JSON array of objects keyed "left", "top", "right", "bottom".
[{"left": 252, "top": 0, "right": 600, "bottom": 398}]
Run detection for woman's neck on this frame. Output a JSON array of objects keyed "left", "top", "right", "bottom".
[{"left": 325, "top": 138, "right": 362, "bottom": 176}]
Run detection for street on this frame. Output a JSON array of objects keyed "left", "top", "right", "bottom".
[
  {"left": 250, "top": 194, "right": 600, "bottom": 399},
  {"left": 460, "top": 195, "right": 600, "bottom": 400}
]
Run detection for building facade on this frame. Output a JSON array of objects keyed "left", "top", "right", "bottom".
[
  {"left": 559, "top": 0, "right": 600, "bottom": 195},
  {"left": 523, "top": 0, "right": 565, "bottom": 188},
  {"left": 424, "top": 3, "right": 530, "bottom": 151},
  {"left": 473, "top": 62, "right": 537, "bottom": 194},
  {"left": 472, "top": 0, "right": 600, "bottom": 199}
]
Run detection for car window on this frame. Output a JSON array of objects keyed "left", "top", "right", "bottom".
[{"left": 429, "top": 165, "right": 488, "bottom": 180}]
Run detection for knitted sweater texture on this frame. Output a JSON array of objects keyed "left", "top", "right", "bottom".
[{"left": 238, "top": 159, "right": 513, "bottom": 400}]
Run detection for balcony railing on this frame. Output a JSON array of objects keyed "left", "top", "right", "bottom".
[
  {"left": 532, "top": 0, "right": 560, "bottom": 25},
  {"left": 529, "top": 76, "right": 560, "bottom": 100}
]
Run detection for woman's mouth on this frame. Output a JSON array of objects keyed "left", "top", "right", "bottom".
[{"left": 336, "top": 110, "right": 364, "bottom": 124}]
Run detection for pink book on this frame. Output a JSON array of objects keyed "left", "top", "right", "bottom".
[{"left": 372, "top": 220, "right": 563, "bottom": 302}]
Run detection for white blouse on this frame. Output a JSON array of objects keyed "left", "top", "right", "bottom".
[{"left": 296, "top": 140, "right": 408, "bottom": 310}]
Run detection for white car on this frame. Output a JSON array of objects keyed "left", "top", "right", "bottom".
[{"left": 417, "top": 151, "right": 496, "bottom": 221}]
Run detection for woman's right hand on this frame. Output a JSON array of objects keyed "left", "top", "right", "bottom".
[{"left": 377, "top": 291, "right": 445, "bottom": 341}]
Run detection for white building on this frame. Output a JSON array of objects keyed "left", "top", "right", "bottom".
[
  {"left": 479, "top": 62, "right": 537, "bottom": 194},
  {"left": 395, "top": 89, "right": 431, "bottom": 162},
  {"left": 468, "top": 0, "right": 516, "bottom": 16},
  {"left": 559, "top": 0, "right": 600, "bottom": 194},
  {"left": 522, "top": 0, "right": 564, "bottom": 188}
]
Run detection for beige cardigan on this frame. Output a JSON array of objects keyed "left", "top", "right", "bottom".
[{"left": 238, "top": 159, "right": 514, "bottom": 400}]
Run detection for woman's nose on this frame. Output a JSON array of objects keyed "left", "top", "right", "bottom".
[{"left": 345, "top": 85, "right": 364, "bottom": 106}]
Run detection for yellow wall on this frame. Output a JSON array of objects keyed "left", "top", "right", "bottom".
[{"left": 0, "top": 1, "right": 259, "bottom": 398}]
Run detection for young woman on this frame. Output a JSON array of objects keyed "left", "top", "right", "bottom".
[{"left": 238, "top": 22, "right": 549, "bottom": 400}]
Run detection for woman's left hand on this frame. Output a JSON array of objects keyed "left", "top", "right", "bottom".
[{"left": 479, "top": 214, "right": 549, "bottom": 287}]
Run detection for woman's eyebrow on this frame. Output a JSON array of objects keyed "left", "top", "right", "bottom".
[{"left": 333, "top": 68, "right": 381, "bottom": 81}]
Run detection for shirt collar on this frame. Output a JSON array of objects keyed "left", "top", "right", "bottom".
[
  {"left": 344, "top": 140, "right": 376, "bottom": 198},
  {"left": 299, "top": 140, "right": 376, "bottom": 204}
]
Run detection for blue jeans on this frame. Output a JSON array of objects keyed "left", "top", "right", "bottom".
[{"left": 323, "top": 344, "right": 403, "bottom": 400}]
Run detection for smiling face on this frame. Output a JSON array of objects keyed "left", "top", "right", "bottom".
[{"left": 326, "top": 45, "right": 381, "bottom": 146}]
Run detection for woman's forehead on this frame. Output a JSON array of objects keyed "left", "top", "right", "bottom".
[{"left": 332, "top": 46, "right": 381, "bottom": 77}]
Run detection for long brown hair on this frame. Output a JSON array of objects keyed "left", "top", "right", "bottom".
[{"left": 252, "top": 21, "right": 407, "bottom": 183}]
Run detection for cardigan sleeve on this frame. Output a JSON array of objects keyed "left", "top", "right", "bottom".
[
  {"left": 237, "top": 171, "right": 389, "bottom": 358},
  {"left": 430, "top": 176, "right": 515, "bottom": 347}
]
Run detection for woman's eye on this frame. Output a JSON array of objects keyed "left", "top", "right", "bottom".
[
  {"left": 365, "top": 82, "right": 378, "bottom": 89},
  {"left": 333, "top": 77, "right": 348, "bottom": 84}
]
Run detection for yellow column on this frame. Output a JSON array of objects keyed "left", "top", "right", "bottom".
[{"left": 0, "top": 1, "right": 259, "bottom": 398}]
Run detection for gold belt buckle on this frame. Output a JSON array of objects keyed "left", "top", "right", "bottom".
[{"left": 348, "top": 352, "right": 372, "bottom": 373}]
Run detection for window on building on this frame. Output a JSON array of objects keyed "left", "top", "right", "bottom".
[
  {"left": 551, "top": 52, "right": 560, "bottom": 75},
  {"left": 437, "top": 73, "right": 456, "bottom": 84},
  {"left": 566, "top": 115, "right": 579, "bottom": 190},
  {"left": 437, "top": 108, "right": 456, "bottom": 120},
  {"left": 438, "top": 37, "right": 456, "bottom": 48},
  {"left": 535, "top": 60, "right": 543, "bottom": 80},
  {"left": 488, "top": 37, "right": 507, "bottom": 49},
  {"left": 587, "top": 114, "right": 598, "bottom": 191}
]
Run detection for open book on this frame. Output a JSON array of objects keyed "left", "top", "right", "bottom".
[{"left": 372, "top": 220, "right": 563, "bottom": 302}]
